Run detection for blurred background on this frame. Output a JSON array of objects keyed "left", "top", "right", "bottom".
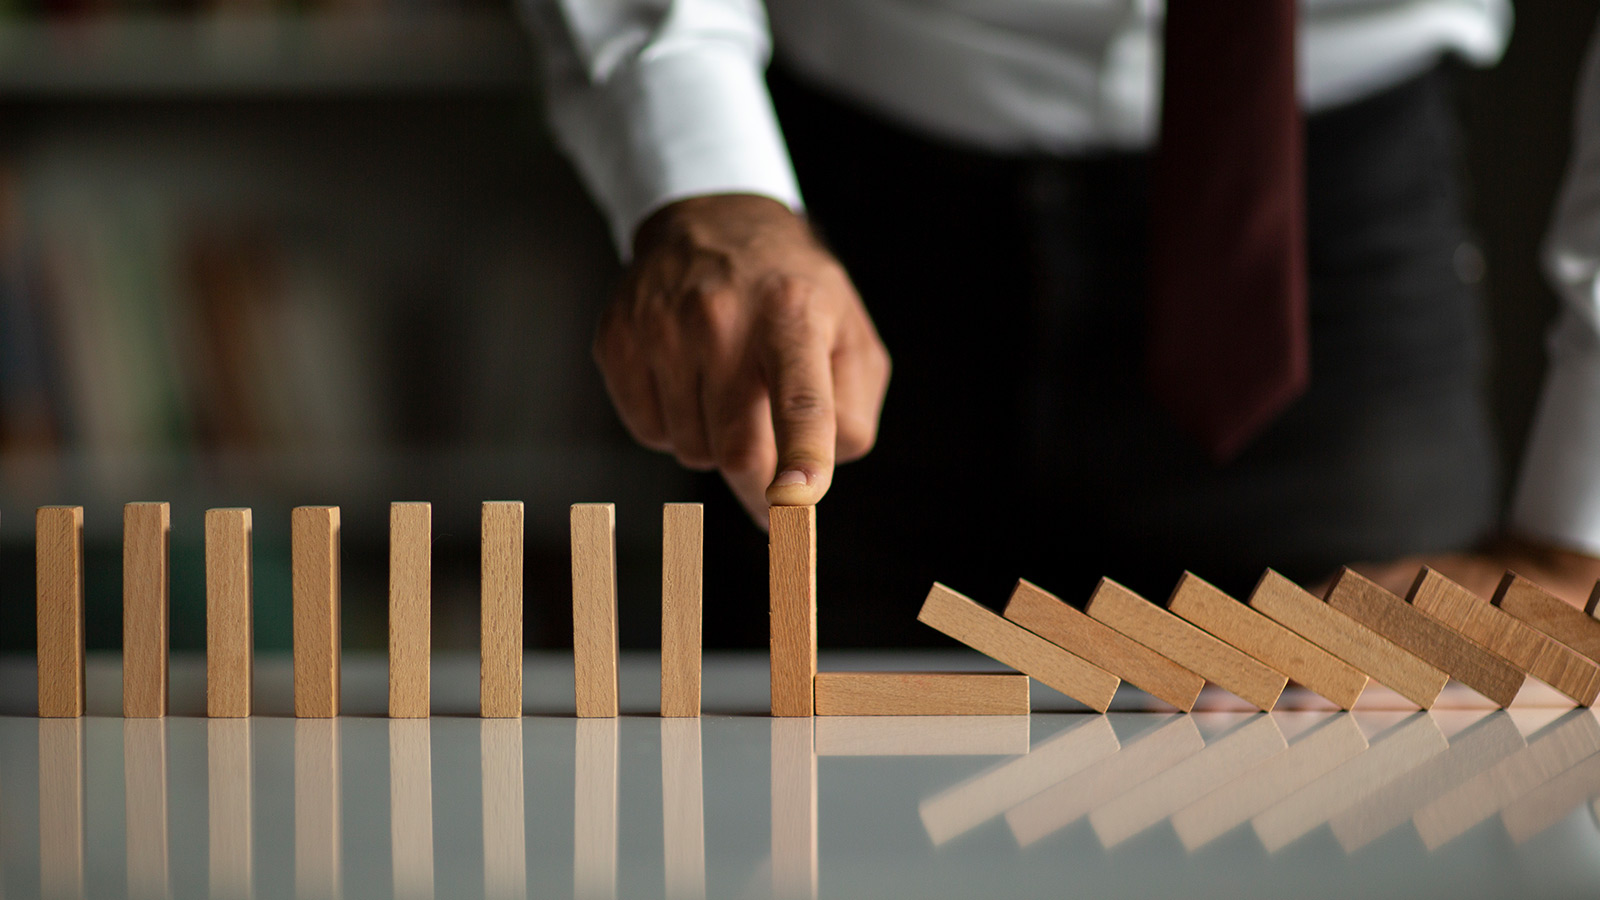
[{"left": 0, "top": 1, "right": 1594, "bottom": 653}]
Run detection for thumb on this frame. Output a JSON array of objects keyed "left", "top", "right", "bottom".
[{"left": 761, "top": 298, "right": 837, "bottom": 507}]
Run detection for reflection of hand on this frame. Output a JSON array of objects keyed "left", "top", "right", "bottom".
[
  {"left": 594, "top": 194, "right": 891, "bottom": 527},
  {"left": 1328, "top": 537, "right": 1600, "bottom": 607}
]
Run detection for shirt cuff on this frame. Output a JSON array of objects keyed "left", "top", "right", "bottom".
[{"left": 1510, "top": 321, "right": 1600, "bottom": 555}]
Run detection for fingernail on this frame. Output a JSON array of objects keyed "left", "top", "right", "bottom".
[{"left": 772, "top": 469, "right": 809, "bottom": 488}]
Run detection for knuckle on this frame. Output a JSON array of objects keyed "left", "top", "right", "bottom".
[{"left": 775, "top": 387, "right": 832, "bottom": 421}]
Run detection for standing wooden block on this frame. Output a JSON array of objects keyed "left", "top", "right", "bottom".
[
  {"left": 480, "top": 502, "right": 524, "bottom": 719},
  {"left": 1085, "top": 578, "right": 1286, "bottom": 711},
  {"left": 1167, "top": 572, "right": 1368, "bottom": 709},
  {"left": 206, "top": 509, "right": 254, "bottom": 718},
  {"left": 1248, "top": 569, "right": 1447, "bottom": 708},
  {"left": 812, "top": 672, "right": 1030, "bottom": 716},
  {"left": 769, "top": 505, "right": 817, "bottom": 717},
  {"left": 571, "top": 503, "right": 619, "bottom": 718},
  {"left": 1494, "top": 572, "right": 1600, "bottom": 663},
  {"left": 123, "top": 502, "right": 171, "bottom": 718},
  {"left": 292, "top": 506, "right": 341, "bottom": 719},
  {"left": 1004, "top": 579, "right": 1205, "bottom": 711},
  {"left": 1326, "top": 568, "right": 1524, "bottom": 707},
  {"left": 388, "top": 502, "right": 432, "bottom": 719},
  {"left": 661, "top": 503, "right": 703, "bottom": 718},
  {"left": 1411, "top": 568, "right": 1600, "bottom": 705},
  {"left": 918, "top": 583, "right": 1120, "bottom": 712},
  {"left": 37, "top": 506, "right": 86, "bottom": 718}
]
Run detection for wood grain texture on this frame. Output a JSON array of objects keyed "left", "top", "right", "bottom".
[
  {"left": 36, "top": 506, "right": 86, "bottom": 718},
  {"left": 1167, "top": 571, "right": 1367, "bottom": 709},
  {"left": 123, "top": 502, "right": 171, "bottom": 718},
  {"left": 480, "top": 502, "right": 524, "bottom": 719},
  {"left": 388, "top": 502, "right": 432, "bottom": 719},
  {"left": 918, "top": 582, "right": 1119, "bottom": 712},
  {"left": 769, "top": 505, "right": 817, "bottom": 717},
  {"left": 1325, "top": 567, "right": 1524, "bottom": 707},
  {"left": 812, "top": 672, "right": 1030, "bottom": 716},
  {"left": 1411, "top": 567, "right": 1600, "bottom": 705},
  {"left": 661, "top": 503, "right": 703, "bottom": 718},
  {"left": 1004, "top": 579, "right": 1204, "bottom": 711},
  {"left": 292, "top": 506, "right": 341, "bottom": 719},
  {"left": 1494, "top": 571, "right": 1600, "bottom": 664},
  {"left": 571, "top": 503, "right": 619, "bottom": 718},
  {"left": 206, "top": 509, "right": 254, "bottom": 718},
  {"left": 1086, "top": 577, "right": 1286, "bottom": 711},
  {"left": 1248, "top": 569, "right": 1447, "bottom": 708}
]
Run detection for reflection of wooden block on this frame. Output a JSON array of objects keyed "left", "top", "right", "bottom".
[
  {"left": 661, "top": 503, "right": 703, "bottom": 718},
  {"left": 571, "top": 504, "right": 620, "bottom": 718},
  {"left": 208, "top": 719, "right": 254, "bottom": 899},
  {"left": 123, "top": 502, "right": 171, "bottom": 718},
  {"left": 1326, "top": 568, "right": 1524, "bottom": 707},
  {"left": 1495, "top": 572, "right": 1600, "bottom": 663},
  {"left": 206, "top": 509, "right": 254, "bottom": 718},
  {"left": 769, "top": 506, "right": 818, "bottom": 717},
  {"left": 1501, "top": 747, "right": 1600, "bottom": 844},
  {"left": 37, "top": 506, "right": 86, "bottom": 718},
  {"left": 125, "top": 718, "right": 171, "bottom": 897},
  {"left": 918, "top": 583, "right": 1119, "bottom": 712},
  {"left": 292, "top": 506, "right": 341, "bottom": 719},
  {"left": 814, "top": 716, "right": 1029, "bottom": 756},
  {"left": 39, "top": 719, "right": 84, "bottom": 898},
  {"left": 1167, "top": 572, "right": 1367, "bottom": 709},
  {"left": 813, "top": 672, "right": 1029, "bottom": 716},
  {"left": 388, "top": 502, "right": 432, "bottom": 719},
  {"left": 1248, "top": 569, "right": 1446, "bottom": 708},
  {"left": 1086, "top": 578, "right": 1285, "bottom": 711},
  {"left": 294, "top": 719, "right": 341, "bottom": 898},
  {"left": 770, "top": 718, "right": 817, "bottom": 900},
  {"left": 661, "top": 719, "right": 705, "bottom": 899},
  {"left": 480, "top": 502, "right": 524, "bottom": 719},
  {"left": 1411, "top": 568, "right": 1600, "bottom": 705},
  {"left": 481, "top": 720, "right": 526, "bottom": 899},
  {"left": 1004, "top": 579, "right": 1204, "bottom": 711},
  {"left": 574, "top": 719, "right": 620, "bottom": 898},
  {"left": 389, "top": 719, "right": 435, "bottom": 898}
]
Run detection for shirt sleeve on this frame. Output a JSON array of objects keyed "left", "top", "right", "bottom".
[
  {"left": 1508, "top": 20, "right": 1600, "bottom": 554},
  {"left": 524, "top": 0, "right": 804, "bottom": 258}
]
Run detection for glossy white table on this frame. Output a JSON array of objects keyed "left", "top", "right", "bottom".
[{"left": 2, "top": 651, "right": 1598, "bottom": 899}]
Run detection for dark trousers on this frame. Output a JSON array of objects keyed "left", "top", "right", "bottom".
[{"left": 700, "top": 65, "right": 1498, "bottom": 647}]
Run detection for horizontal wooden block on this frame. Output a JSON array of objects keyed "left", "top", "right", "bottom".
[
  {"left": 918, "top": 583, "right": 1119, "bottom": 712},
  {"left": 1166, "top": 572, "right": 1367, "bottom": 709},
  {"left": 813, "top": 672, "right": 1029, "bottom": 716},
  {"left": 1495, "top": 572, "right": 1600, "bottom": 664},
  {"left": 1004, "top": 579, "right": 1204, "bottom": 711},
  {"left": 1411, "top": 568, "right": 1600, "bottom": 706},
  {"left": 1325, "top": 568, "right": 1524, "bottom": 707},
  {"left": 1248, "top": 569, "right": 1446, "bottom": 708},
  {"left": 1085, "top": 578, "right": 1286, "bottom": 711}
]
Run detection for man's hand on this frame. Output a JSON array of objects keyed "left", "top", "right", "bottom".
[
  {"left": 1339, "top": 536, "right": 1600, "bottom": 608},
  {"left": 594, "top": 194, "right": 890, "bottom": 526}
]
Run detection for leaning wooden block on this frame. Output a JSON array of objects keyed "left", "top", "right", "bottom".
[
  {"left": 1167, "top": 571, "right": 1367, "bottom": 709},
  {"left": 1004, "top": 579, "right": 1204, "bottom": 711},
  {"left": 1411, "top": 568, "right": 1600, "bottom": 706},
  {"left": 1494, "top": 572, "right": 1600, "bottom": 664},
  {"left": 1248, "top": 569, "right": 1447, "bottom": 708},
  {"left": 388, "top": 502, "right": 431, "bottom": 718},
  {"left": 123, "top": 502, "right": 171, "bottom": 718},
  {"left": 769, "top": 505, "right": 818, "bottom": 717},
  {"left": 292, "top": 506, "right": 341, "bottom": 718},
  {"left": 1325, "top": 567, "right": 1523, "bottom": 707},
  {"left": 918, "top": 583, "right": 1119, "bottom": 712},
  {"left": 480, "top": 501, "right": 524, "bottom": 718},
  {"left": 206, "top": 508, "right": 254, "bottom": 718},
  {"left": 1086, "top": 577, "right": 1286, "bottom": 711},
  {"left": 571, "top": 503, "right": 620, "bottom": 718},
  {"left": 662, "top": 503, "right": 704, "bottom": 718},
  {"left": 813, "top": 672, "right": 1029, "bottom": 716},
  {"left": 37, "top": 506, "right": 86, "bottom": 718}
]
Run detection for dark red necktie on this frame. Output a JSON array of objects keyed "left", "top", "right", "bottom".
[{"left": 1148, "top": 0, "right": 1309, "bottom": 461}]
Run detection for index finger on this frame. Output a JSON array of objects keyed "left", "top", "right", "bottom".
[{"left": 760, "top": 291, "right": 837, "bottom": 507}]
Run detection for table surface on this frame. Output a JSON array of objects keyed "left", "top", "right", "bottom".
[{"left": 2, "top": 651, "right": 1599, "bottom": 899}]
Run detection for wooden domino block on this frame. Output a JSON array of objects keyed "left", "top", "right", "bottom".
[
  {"left": 206, "top": 508, "right": 254, "bottom": 718},
  {"left": 1004, "top": 579, "right": 1204, "bottom": 711},
  {"left": 1588, "top": 581, "right": 1600, "bottom": 620},
  {"left": 812, "top": 672, "right": 1030, "bottom": 716},
  {"left": 36, "top": 506, "right": 85, "bottom": 718},
  {"left": 123, "top": 502, "right": 171, "bottom": 718},
  {"left": 292, "top": 506, "right": 341, "bottom": 719},
  {"left": 662, "top": 503, "right": 703, "bottom": 718},
  {"left": 571, "top": 503, "right": 619, "bottom": 718},
  {"left": 1248, "top": 569, "right": 1447, "bottom": 708},
  {"left": 388, "top": 502, "right": 431, "bottom": 718},
  {"left": 769, "top": 505, "right": 818, "bottom": 717},
  {"left": 1325, "top": 568, "right": 1524, "bottom": 707},
  {"left": 480, "top": 502, "right": 524, "bottom": 719},
  {"left": 917, "top": 583, "right": 1119, "bottom": 712},
  {"left": 1411, "top": 567, "right": 1600, "bottom": 705},
  {"left": 1494, "top": 572, "right": 1600, "bottom": 664},
  {"left": 1085, "top": 577, "right": 1286, "bottom": 711},
  {"left": 1167, "top": 571, "right": 1367, "bottom": 709}
]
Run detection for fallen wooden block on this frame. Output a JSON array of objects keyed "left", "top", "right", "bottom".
[
  {"left": 661, "top": 503, "right": 704, "bottom": 718},
  {"left": 292, "top": 506, "right": 341, "bottom": 719},
  {"left": 37, "top": 506, "right": 86, "bottom": 718},
  {"left": 1085, "top": 578, "right": 1286, "bottom": 711},
  {"left": 480, "top": 501, "right": 524, "bottom": 719},
  {"left": 918, "top": 583, "right": 1119, "bottom": 712},
  {"left": 1494, "top": 572, "right": 1600, "bottom": 664},
  {"left": 812, "top": 672, "right": 1029, "bottom": 716},
  {"left": 571, "top": 503, "right": 620, "bottom": 718},
  {"left": 123, "top": 502, "right": 171, "bottom": 718},
  {"left": 1166, "top": 572, "right": 1367, "bottom": 709},
  {"left": 769, "top": 505, "right": 818, "bottom": 717},
  {"left": 1325, "top": 568, "right": 1524, "bottom": 708},
  {"left": 205, "top": 508, "right": 254, "bottom": 718},
  {"left": 1004, "top": 579, "right": 1204, "bottom": 711},
  {"left": 388, "top": 502, "right": 431, "bottom": 719}
]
